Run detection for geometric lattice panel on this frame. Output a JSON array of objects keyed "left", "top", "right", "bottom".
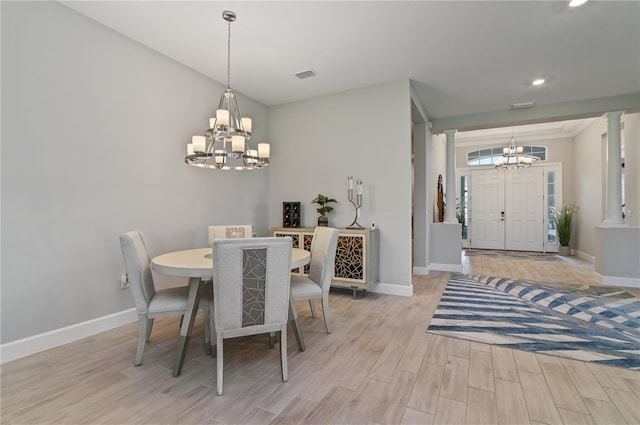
[
  {"left": 303, "top": 233, "right": 313, "bottom": 274},
  {"left": 241, "top": 248, "right": 266, "bottom": 328},
  {"left": 335, "top": 235, "right": 364, "bottom": 281},
  {"left": 275, "top": 232, "right": 303, "bottom": 273}
]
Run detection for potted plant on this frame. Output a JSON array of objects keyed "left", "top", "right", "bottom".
[
  {"left": 554, "top": 202, "right": 578, "bottom": 255},
  {"left": 311, "top": 194, "right": 337, "bottom": 227}
]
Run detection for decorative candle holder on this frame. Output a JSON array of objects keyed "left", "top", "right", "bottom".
[{"left": 347, "top": 176, "right": 364, "bottom": 229}]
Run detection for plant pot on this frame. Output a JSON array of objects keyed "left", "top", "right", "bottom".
[
  {"left": 317, "top": 216, "right": 328, "bottom": 227},
  {"left": 558, "top": 245, "right": 571, "bottom": 256}
]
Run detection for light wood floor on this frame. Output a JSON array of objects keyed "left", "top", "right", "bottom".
[{"left": 2, "top": 253, "right": 639, "bottom": 424}]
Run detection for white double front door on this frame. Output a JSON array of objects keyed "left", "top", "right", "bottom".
[{"left": 470, "top": 167, "right": 544, "bottom": 251}]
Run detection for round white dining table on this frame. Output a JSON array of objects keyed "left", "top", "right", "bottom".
[
  {"left": 152, "top": 247, "right": 310, "bottom": 277},
  {"left": 151, "top": 247, "right": 310, "bottom": 377}
]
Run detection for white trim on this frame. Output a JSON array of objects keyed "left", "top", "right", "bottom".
[
  {"left": 413, "top": 266, "right": 431, "bottom": 275},
  {"left": 368, "top": 281, "right": 413, "bottom": 297},
  {"left": 430, "top": 262, "right": 463, "bottom": 273},
  {"left": 1, "top": 308, "right": 138, "bottom": 364},
  {"left": 574, "top": 250, "right": 595, "bottom": 263},
  {"left": 595, "top": 273, "right": 640, "bottom": 289}
]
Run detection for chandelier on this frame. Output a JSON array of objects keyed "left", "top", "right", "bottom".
[
  {"left": 185, "top": 11, "right": 270, "bottom": 170},
  {"left": 494, "top": 129, "right": 532, "bottom": 169}
]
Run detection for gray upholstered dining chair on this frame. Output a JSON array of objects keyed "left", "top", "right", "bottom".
[
  {"left": 208, "top": 237, "right": 292, "bottom": 395},
  {"left": 205, "top": 225, "right": 254, "bottom": 288},
  {"left": 290, "top": 226, "right": 339, "bottom": 333},
  {"left": 207, "top": 224, "right": 253, "bottom": 246},
  {"left": 119, "top": 230, "right": 211, "bottom": 366}
]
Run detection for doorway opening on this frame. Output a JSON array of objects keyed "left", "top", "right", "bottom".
[{"left": 461, "top": 164, "right": 561, "bottom": 252}]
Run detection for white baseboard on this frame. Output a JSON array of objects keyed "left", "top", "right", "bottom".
[
  {"left": 413, "top": 266, "right": 430, "bottom": 275},
  {"left": 368, "top": 281, "right": 413, "bottom": 297},
  {"left": 429, "top": 263, "right": 463, "bottom": 273},
  {"left": 1, "top": 308, "right": 138, "bottom": 364},
  {"left": 595, "top": 273, "right": 640, "bottom": 289},
  {"left": 574, "top": 250, "right": 595, "bottom": 263}
]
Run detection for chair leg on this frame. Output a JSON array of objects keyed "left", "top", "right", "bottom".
[
  {"left": 309, "top": 299, "right": 318, "bottom": 318},
  {"left": 209, "top": 302, "right": 216, "bottom": 358},
  {"left": 135, "top": 314, "right": 148, "bottom": 366},
  {"left": 322, "top": 294, "right": 332, "bottom": 334},
  {"left": 216, "top": 332, "right": 224, "bottom": 396},
  {"left": 203, "top": 308, "right": 211, "bottom": 355},
  {"left": 280, "top": 325, "right": 288, "bottom": 382},
  {"left": 145, "top": 318, "right": 154, "bottom": 342}
]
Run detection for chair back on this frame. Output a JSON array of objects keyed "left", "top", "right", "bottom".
[
  {"left": 208, "top": 225, "right": 253, "bottom": 246},
  {"left": 308, "top": 227, "right": 339, "bottom": 292},
  {"left": 212, "top": 237, "right": 292, "bottom": 332},
  {"left": 119, "top": 230, "right": 156, "bottom": 313}
]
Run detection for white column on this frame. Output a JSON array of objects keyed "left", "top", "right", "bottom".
[
  {"left": 603, "top": 111, "right": 626, "bottom": 226},
  {"left": 444, "top": 129, "right": 458, "bottom": 223}
]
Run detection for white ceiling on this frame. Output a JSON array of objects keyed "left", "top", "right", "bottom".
[
  {"left": 455, "top": 117, "right": 596, "bottom": 146},
  {"left": 60, "top": 1, "right": 639, "bottom": 139}
]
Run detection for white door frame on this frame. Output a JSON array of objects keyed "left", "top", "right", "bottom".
[{"left": 458, "top": 162, "right": 563, "bottom": 252}]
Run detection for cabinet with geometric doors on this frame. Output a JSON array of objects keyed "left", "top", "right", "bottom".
[{"left": 272, "top": 227, "right": 379, "bottom": 292}]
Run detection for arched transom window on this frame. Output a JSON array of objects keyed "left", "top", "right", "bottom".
[{"left": 466, "top": 145, "right": 547, "bottom": 166}]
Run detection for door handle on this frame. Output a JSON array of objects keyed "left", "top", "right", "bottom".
[{"left": 501, "top": 211, "right": 505, "bottom": 221}]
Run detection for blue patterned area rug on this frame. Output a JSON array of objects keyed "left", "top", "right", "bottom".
[{"left": 427, "top": 274, "right": 640, "bottom": 370}]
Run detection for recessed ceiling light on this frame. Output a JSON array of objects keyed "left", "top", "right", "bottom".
[
  {"left": 532, "top": 78, "right": 545, "bottom": 86},
  {"left": 569, "top": 0, "right": 588, "bottom": 7}
]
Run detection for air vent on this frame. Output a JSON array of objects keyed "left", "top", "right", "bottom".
[
  {"left": 511, "top": 101, "right": 536, "bottom": 110},
  {"left": 295, "top": 69, "right": 317, "bottom": 80}
]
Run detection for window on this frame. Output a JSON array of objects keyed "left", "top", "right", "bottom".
[
  {"left": 459, "top": 175, "right": 468, "bottom": 240},
  {"left": 547, "top": 170, "right": 557, "bottom": 244},
  {"left": 466, "top": 145, "right": 547, "bottom": 166},
  {"left": 622, "top": 146, "right": 626, "bottom": 218}
]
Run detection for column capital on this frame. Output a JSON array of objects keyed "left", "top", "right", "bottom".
[
  {"left": 444, "top": 129, "right": 457, "bottom": 137},
  {"left": 604, "top": 110, "right": 625, "bottom": 121}
]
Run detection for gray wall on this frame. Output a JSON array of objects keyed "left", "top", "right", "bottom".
[
  {"left": 410, "top": 83, "right": 431, "bottom": 271},
  {"left": 431, "top": 134, "right": 447, "bottom": 222},
  {"left": 412, "top": 122, "right": 428, "bottom": 269},
  {"left": 573, "top": 118, "right": 606, "bottom": 257},
  {"left": 268, "top": 80, "right": 413, "bottom": 289},
  {"left": 1, "top": 1, "right": 270, "bottom": 343}
]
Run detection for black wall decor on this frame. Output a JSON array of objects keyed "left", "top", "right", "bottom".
[{"left": 283, "top": 202, "right": 300, "bottom": 227}]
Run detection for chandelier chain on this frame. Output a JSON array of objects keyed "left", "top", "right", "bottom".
[{"left": 227, "top": 19, "right": 231, "bottom": 89}]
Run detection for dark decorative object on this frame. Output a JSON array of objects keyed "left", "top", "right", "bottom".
[
  {"left": 437, "top": 174, "right": 444, "bottom": 222},
  {"left": 311, "top": 194, "right": 336, "bottom": 227},
  {"left": 282, "top": 202, "right": 300, "bottom": 228}
]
